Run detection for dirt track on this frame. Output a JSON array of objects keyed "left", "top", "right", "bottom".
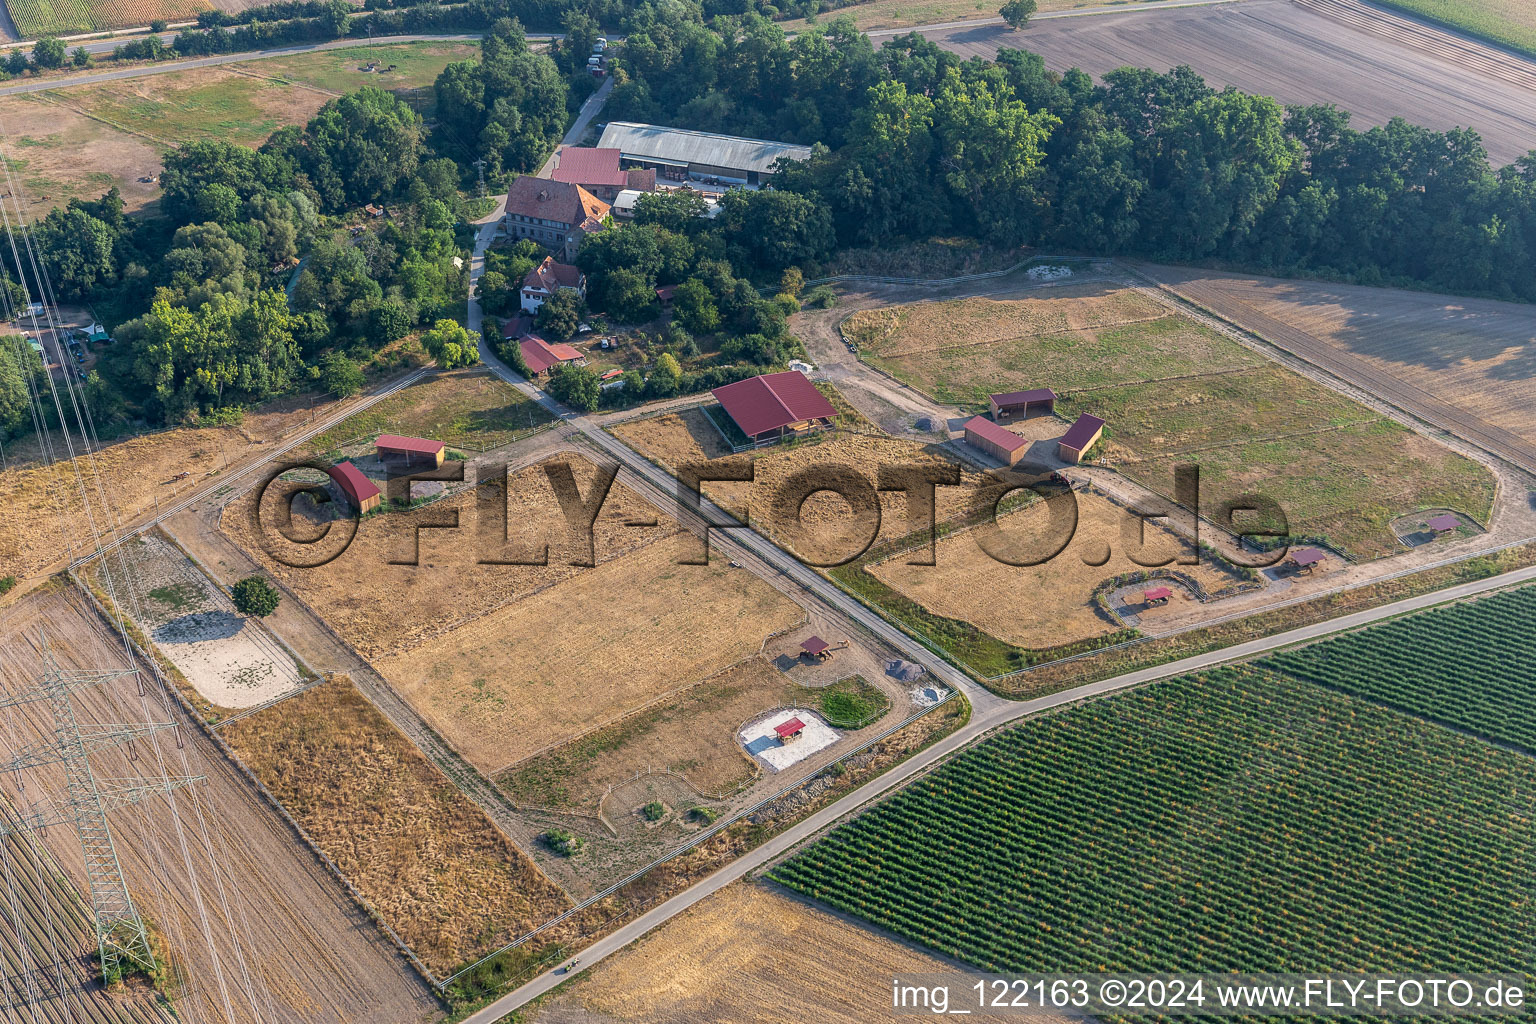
[
  {"left": 918, "top": 0, "right": 1536, "bottom": 164},
  {"left": 0, "top": 589, "right": 439, "bottom": 1024}
]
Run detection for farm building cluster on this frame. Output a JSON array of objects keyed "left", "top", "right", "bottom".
[{"left": 963, "top": 387, "right": 1106, "bottom": 467}]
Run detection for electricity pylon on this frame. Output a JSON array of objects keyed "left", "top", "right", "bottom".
[{"left": 0, "top": 633, "right": 202, "bottom": 980}]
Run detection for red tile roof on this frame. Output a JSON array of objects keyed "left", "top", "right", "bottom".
[
  {"left": 504, "top": 176, "right": 610, "bottom": 228},
  {"left": 551, "top": 146, "right": 626, "bottom": 188},
  {"left": 1289, "top": 546, "right": 1327, "bottom": 566},
  {"left": 376, "top": 434, "right": 445, "bottom": 457},
  {"left": 1060, "top": 413, "right": 1107, "bottom": 452},
  {"left": 1427, "top": 514, "right": 1461, "bottom": 532},
  {"left": 712, "top": 371, "right": 837, "bottom": 438},
  {"left": 963, "top": 415, "right": 1028, "bottom": 453},
  {"left": 654, "top": 284, "right": 677, "bottom": 303},
  {"left": 500, "top": 314, "right": 533, "bottom": 339},
  {"left": 800, "top": 636, "right": 829, "bottom": 655},
  {"left": 774, "top": 718, "right": 806, "bottom": 739},
  {"left": 328, "top": 461, "right": 379, "bottom": 506},
  {"left": 522, "top": 256, "right": 583, "bottom": 294},
  {"left": 626, "top": 166, "right": 657, "bottom": 191},
  {"left": 991, "top": 387, "right": 1056, "bottom": 407},
  {"left": 520, "top": 335, "right": 584, "bottom": 375},
  {"left": 600, "top": 368, "right": 623, "bottom": 380},
  {"left": 1143, "top": 586, "right": 1174, "bottom": 601}
]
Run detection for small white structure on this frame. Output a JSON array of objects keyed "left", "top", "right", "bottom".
[
  {"left": 740, "top": 709, "right": 840, "bottom": 772},
  {"left": 788, "top": 359, "right": 814, "bottom": 375}
]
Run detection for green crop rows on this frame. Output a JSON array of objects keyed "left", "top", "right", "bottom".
[
  {"left": 1262, "top": 586, "right": 1536, "bottom": 752},
  {"left": 772, "top": 667, "right": 1536, "bottom": 974},
  {"left": 6, "top": 0, "right": 92, "bottom": 37}
]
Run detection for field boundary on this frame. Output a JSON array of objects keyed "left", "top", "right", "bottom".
[{"left": 596, "top": 765, "right": 760, "bottom": 833}]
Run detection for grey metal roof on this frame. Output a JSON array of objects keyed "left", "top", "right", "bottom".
[{"left": 596, "top": 122, "right": 813, "bottom": 176}]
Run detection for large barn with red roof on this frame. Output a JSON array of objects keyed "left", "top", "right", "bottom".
[{"left": 711, "top": 371, "right": 837, "bottom": 445}]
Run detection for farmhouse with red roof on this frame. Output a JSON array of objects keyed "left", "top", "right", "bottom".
[
  {"left": 520, "top": 334, "right": 588, "bottom": 376},
  {"left": 548, "top": 146, "right": 657, "bottom": 201},
  {"left": 503, "top": 176, "right": 610, "bottom": 261},
  {"left": 520, "top": 256, "right": 586, "bottom": 314},
  {"left": 711, "top": 371, "right": 837, "bottom": 445}
]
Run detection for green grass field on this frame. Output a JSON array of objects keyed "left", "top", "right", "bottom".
[
  {"left": 304, "top": 371, "right": 554, "bottom": 454},
  {"left": 853, "top": 295, "right": 1496, "bottom": 559},
  {"left": 1373, "top": 0, "right": 1536, "bottom": 59},
  {"left": 773, "top": 663, "right": 1536, "bottom": 975}
]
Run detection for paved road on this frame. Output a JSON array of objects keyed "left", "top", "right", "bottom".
[{"left": 463, "top": 550, "right": 1536, "bottom": 1022}]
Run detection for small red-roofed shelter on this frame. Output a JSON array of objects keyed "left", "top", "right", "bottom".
[
  {"left": 1058, "top": 413, "right": 1106, "bottom": 464},
  {"left": 800, "top": 636, "right": 831, "bottom": 660},
  {"left": 1142, "top": 585, "right": 1173, "bottom": 605},
  {"left": 1426, "top": 514, "right": 1461, "bottom": 534},
  {"left": 376, "top": 434, "right": 446, "bottom": 469},
  {"left": 329, "top": 461, "right": 380, "bottom": 514},
  {"left": 1286, "top": 547, "right": 1327, "bottom": 573},
  {"left": 963, "top": 415, "right": 1029, "bottom": 466},
  {"left": 989, "top": 388, "right": 1056, "bottom": 422},
  {"left": 774, "top": 718, "right": 806, "bottom": 743}
]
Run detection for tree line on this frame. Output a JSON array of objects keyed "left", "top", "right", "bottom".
[{"left": 610, "top": 11, "right": 1536, "bottom": 302}]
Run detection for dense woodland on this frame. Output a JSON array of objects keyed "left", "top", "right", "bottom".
[{"left": 5, "top": 2, "right": 1536, "bottom": 436}]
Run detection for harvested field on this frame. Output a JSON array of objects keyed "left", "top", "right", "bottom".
[
  {"left": 303, "top": 369, "right": 552, "bottom": 454},
  {"left": 221, "top": 676, "right": 572, "bottom": 977},
  {"left": 870, "top": 490, "right": 1243, "bottom": 649},
  {"left": 531, "top": 882, "right": 1044, "bottom": 1024},
  {"left": 778, "top": 0, "right": 1164, "bottom": 33},
  {"left": 1371, "top": 0, "right": 1536, "bottom": 58},
  {"left": 913, "top": 0, "right": 1536, "bottom": 165},
  {"left": 499, "top": 657, "right": 799, "bottom": 814},
  {"left": 1140, "top": 264, "right": 1536, "bottom": 473},
  {"left": 0, "top": 804, "right": 173, "bottom": 1024},
  {"left": 0, "top": 589, "right": 438, "bottom": 1023},
  {"left": 845, "top": 284, "right": 1497, "bottom": 558},
  {"left": 612, "top": 413, "right": 985, "bottom": 562},
  {"left": 0, "top": 399, "right": 320, "bottom": 582},
  {"left": 224, "top": 452, "right": 674, "bottom": 660},
  {"left": 0, "top": 41, "right": 476, "bottom": 218},
  {"left": 375, "top": 540, "right": 805, "bottom": 775},
  {"left": 96, "top": 531, "right": 304, "bottom": 709}
]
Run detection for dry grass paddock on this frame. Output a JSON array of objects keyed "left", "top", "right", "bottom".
[
  {"left": 869, "top": 490, "right": 1242, "bottom": 649},
  {"left": 222, "top": 454, "right": 672, "bottom": 661},
  {"left": 221, "top": 676, "right": 571, "bottom": 977},
  {"left": 0, "top": 398, "right": 321, "bottom": 583},
  {"left": 612, "top": 413, "right": 987, "bottom": 563},
  {"left": 498, "top": 657, "right": 802, "bottom": 815},
  {"left": 375, "top": 540, "right": 805, "bottom": 776},
  {"left": 532, "top": 882, "right": 1058, "bottom": 1024}
]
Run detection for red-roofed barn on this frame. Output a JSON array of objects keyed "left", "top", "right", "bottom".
[
  {"left": 711, "top": 371, "right": 836, "bottom": 444},
  {"left": 520, "top": 335, "right": 588, "bottom": 376},
  {"left": 989, "top": 388, "right": 1056, "bottom": 423},
  {"left": 963, "top": 415, "right": 1029, "bottom": 466},
  {"left": 376, "top": 434, "right": 446, "bottom": 469},
  {"left": 329, "top": 461, "right": 380, "bottom": 514},
  {"left": 1058, "top": 413, "right": 1106, "bottom": 465}
]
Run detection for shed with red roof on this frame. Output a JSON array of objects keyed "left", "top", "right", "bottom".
[
  {"left": 376, "top": 434, "right": 446, "bottom": 469},
  {"left": 520, "top": 335, "right": 588, "bottom": 376},
  {"left": 989, "top": 387, "right": 1056, "bottom": 423},
  {"left": 1426, "top": 513, "right": 1461, "bottom": 534},
  {"left": 800, "top": 636, "right": 831, "bottom": 660},
  {"left": 328, "top": 461, "right": 380, "bottom": 514},
  {"left": 1142, "top": 585, "right": 1173, "bottom": 605},
  {"left": 963, "top": 415, "right": 1029, "bottom": 466},
  {"left": 1058, "top": 413, "right": 1106, "bottom": 464},
  {"left": 774, "top": 718, "right": 806, "bottom": 744},
  {"left": 1286, "top": 546, "right": 1327, "bottom": 573},
  {"left": 711, "top": 371, "right": 837, "bottom": 444}
]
